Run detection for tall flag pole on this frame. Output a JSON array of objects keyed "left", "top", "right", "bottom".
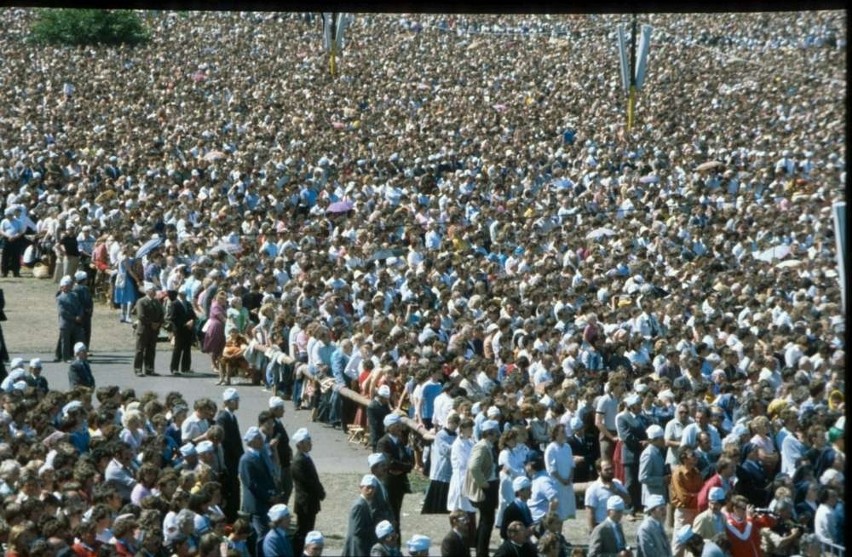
[
  {"left": 628, "top": 14, "right": 637, "bottom": 130},
  {"left": 832, "top": 201, "right": 846, "bottom": 313},
  {"left": 617, "top": 15, "right": 651, "bottom": 131},
  {"left": 322, "top": 12, "right": 349, "bottom": 78}
]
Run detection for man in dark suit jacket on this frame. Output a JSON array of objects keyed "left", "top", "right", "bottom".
[
  {"left": 239, "top": 426, "right": 280, "bottom": 543},
  {"left": 290, "top": 428, "right": 325, "bottom": 557},
  {"left": 68, "top": 342, "right": 96, "bottom": 389},
  {"left": 493, "top": 521, "right": 537, "bottom": 557},
  {"left": 72, "top": 271, "right": 94, "bottom": 350},
  {"left": 616, "top": 394, "right": 647, "bottom": 515},
  {"left": 165, "top": 287, "right": 196, "bottom": 374},
  {"left": 366, "top": 386, "right": 392, "bottom": 451},
  {"left": 268, "top": 397, "right": 294, "bottom": 504},
  {"left": 376, "top": 414, "right": 413, "bottom": 527},
  {"left": 215, "top": 387, "right": 243, "bottom": 522},
  {"left": 500, "top": 477, "right": 534, "bottom": 540},
  {"left": 23, "top": 359, "right": 48, "bottom": 395},
  {"left": 133, "top": 282, "right": 164, "bottom": 376},
  {"left": 441, "top": 510, "right": 471, "bottom": 557}
]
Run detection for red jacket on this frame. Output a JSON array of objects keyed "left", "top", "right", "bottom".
[
  {"left": 71, "top": 541, "right": 100, "bottom": 557},
  {"left": 697, "top": 473, "right": 727, "bottom": 512},
  {"left": 725, "top": 513, "right": 774, "bottom": 557}
]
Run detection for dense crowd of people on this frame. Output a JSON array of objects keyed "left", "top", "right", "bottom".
[{"left": 0, "top": 8, "right": 847, "bottom": 557}]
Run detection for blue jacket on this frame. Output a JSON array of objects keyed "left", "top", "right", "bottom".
[
  {"left": 261, "top": 528, "right": 293, "bottom": 557},
  {"left": 239, "top": 448, "right": 278, "bottom": 516}
]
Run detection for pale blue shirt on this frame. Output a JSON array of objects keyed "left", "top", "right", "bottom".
[{"left": 529, "top": 471, "right": 559, "bottom": 523}]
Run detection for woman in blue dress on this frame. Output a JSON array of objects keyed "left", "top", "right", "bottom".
[{"left": 113, "top": 244, "right": 141, "bottom": 323}]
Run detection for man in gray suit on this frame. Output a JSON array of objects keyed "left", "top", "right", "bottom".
[
  {"left": 639, "top": 425, "right": 667, "bottom": 510},
  {"left": 589, "top": 495, "right": 632, "bottom": 557},
  {"left": 55, "top": 275, "right": 83, "bottom": 362},
  {"left": 636, "top": 495, "right": 672, "bottom": 557},
  {"left": 616, "top": 393, "right": 647, "bottom": 517},
  {"left": 343, "top": 474, "right": 380, "bottom": 557}
]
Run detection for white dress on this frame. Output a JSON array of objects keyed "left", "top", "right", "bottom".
[
  {"left": 545, "top": 440, "right": 576, "bottom": 520},
  {"left": 496, "top": 445, "right": 528, "bottom": 527},
  {"left": 446, "top": 435, "right": 475, "bottom": 512}
]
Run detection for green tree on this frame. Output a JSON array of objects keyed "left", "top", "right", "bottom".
[{"left": 30, "top": 9, "right": 149, "bottom": 46}]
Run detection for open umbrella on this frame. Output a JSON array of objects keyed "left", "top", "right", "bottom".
[
  {"left": 208, "top": 242, "right": 242, "bottom": 256},
  {"left": 203, "top": 150, "right": 226, "bottom": 161},
  {"left": 327, "top": 200, "right": 354, "bottom": 213},
  {"left": 696, "top": 160, "right": 724, "bottom": 172},
  {"left": 369, "top": 247, "right": 407, "bottom": 261},
  {"left": 136, "top": 237, "right": 163, "bottom": 258},
  {"left": 754, "top": 244, "right": 791, "bottom": 262},
  {"left": 586, "top": 227, "right": 616, "bottom": 240}
]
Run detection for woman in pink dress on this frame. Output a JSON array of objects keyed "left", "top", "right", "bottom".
[{"left": 202, "top": 291, "right": 227, "bottom": 373}]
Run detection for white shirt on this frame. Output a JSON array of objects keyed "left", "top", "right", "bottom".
[
  {"left": 814, "top": 502, "right": 835, "bottom": 544},
  {"left": 432, "top": 392, "right": 453, "bottom": 430}
]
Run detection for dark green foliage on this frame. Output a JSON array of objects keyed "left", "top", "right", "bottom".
[{"left": 30, "top": 9, "right": 149, "bottom": 46}]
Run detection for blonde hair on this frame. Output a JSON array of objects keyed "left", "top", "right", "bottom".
[{"left": 749, "top": 415, "right": 770, "bottom": 434}]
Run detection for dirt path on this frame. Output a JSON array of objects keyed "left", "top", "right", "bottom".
[{"left": 0, "top": 272, "right": 642, "bottom": 551}]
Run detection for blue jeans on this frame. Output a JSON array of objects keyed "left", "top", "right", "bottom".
[
  {"left": 292, "top": 377, "right": 303, "bottom": 409},
  {"left": 265, "top": 361, "right": 277, "bottom": 389},
  {"left": 328, "top": 389, "right": 342, "bottom": 424}
]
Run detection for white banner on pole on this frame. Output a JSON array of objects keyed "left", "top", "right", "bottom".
[
  {"left": 322, "top": 12, "right": 335, "bottom": 52},
  {"left": 831, "top": 201, "right": 846, "bottom": 314},
  {"left": 616, "top": 25, "right": 630, "bottom": 92},
  {"left": 634, "top": 24, "right": 652, "bottom": 90},
  {"left": 334, "top": 13, "right": 348, "bottom": 51}
]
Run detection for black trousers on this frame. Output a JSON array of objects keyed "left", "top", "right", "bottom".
[
  {"left": 624, "top": 461, "right": 642, "bottom": 512},
  {"left": 472, "top": 480, "right": 499, "bottom": 557},
  {"left": 0, "top": 238, "right": 23, "bottom": 276},
  {"left": 81, "top": 314, "right": 92, "bottom": 349},
  {"left": 56, "top": 325, "right": 83, "bottom": 361},
  {"left": 134, "top": 327, "right": 158, "bottom": 374},
  {"left": 170, "top": 330, "right": 193, "bottom": 372},
  {"left": 387, "top": 477, "right": 407, "bottom": 526},
  {"left": 293, "top": 510, "right": 317, "bottom": 557},
  {"left": 222, "top": 469, "right": 241, "bottom": 523}
]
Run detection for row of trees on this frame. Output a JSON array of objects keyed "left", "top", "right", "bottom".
[{"left": 30, "top": 9, "right": 149, "bottom": 46}]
